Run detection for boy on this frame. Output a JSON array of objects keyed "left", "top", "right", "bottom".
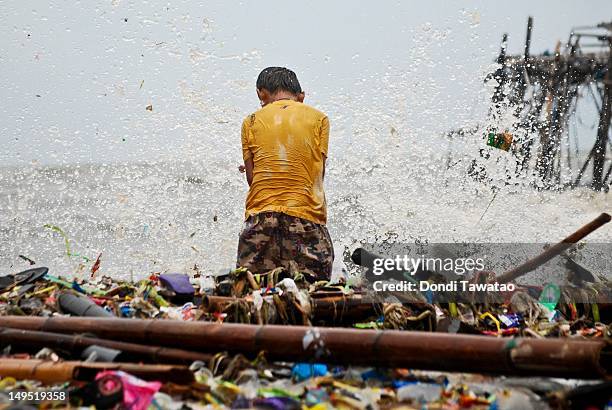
[{"left": 237, "top": 67, "right": 333, "bottom": 281}]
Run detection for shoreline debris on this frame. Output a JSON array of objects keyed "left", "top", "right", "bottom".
[{"left": 1, "top": 214, "right": 611, "bottom": 408}]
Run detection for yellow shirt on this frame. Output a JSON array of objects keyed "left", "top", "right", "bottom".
[{"left": 241, "top": 99, "right": 329, "bottom": 225}]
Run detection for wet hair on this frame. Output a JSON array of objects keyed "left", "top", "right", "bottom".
[{"left": 256, "top": 67, "right": 302, "bottom": 95}]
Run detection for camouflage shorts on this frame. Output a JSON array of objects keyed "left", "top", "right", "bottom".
[{"left": 237, "top": 212, "right": 334, "bottom": 281}]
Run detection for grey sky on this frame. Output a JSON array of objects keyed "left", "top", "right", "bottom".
[{"left": 1, "top": 0, "right": 610, "bottom": 166}]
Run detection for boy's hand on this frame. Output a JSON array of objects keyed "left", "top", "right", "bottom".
[{"left": 238, "top": 165, "right": 246, "bottom": 173}]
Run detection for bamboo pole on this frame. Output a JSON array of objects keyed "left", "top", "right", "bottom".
[
  {"left": 312, "top": 295, "right": 383, "bottom": 323},
  {"left": 203, "top": 294, "right": 383, "bottom": 323},
  {"left": 497, "top": 213, "right": 611, "bottom": 283},
  {"left": 0, "top": 358, "right": 194, "bottom": 384},
  {"left": 1, "top": 316, "right": 608, "bottom": 379},
  {"left": 0, "top": 327, "right": 212, "bottom": 365}
]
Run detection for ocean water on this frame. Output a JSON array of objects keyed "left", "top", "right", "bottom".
[{"left": 1, "top": 139, "right": 610, "bottom": 280}]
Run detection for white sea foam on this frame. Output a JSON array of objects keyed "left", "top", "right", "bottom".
[{"left": 0, "top": 141, "right": 610, "bottom": 280}]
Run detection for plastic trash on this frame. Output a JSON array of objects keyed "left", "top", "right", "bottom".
[
  {"left": 305, "top": 388, "right": 329, "bottom": 407},
  {"left": 159, "top": 273, "right": 194, "bottom": 295},
  {"left": 396, "top": 383, "right": 442, "bottom": 403},
  {"left": 150, "top": 392, "right": 184, "bottom": 410},
  {"left": 253, "top": 397, "right": 301, "bottom": 410},
  {"left": 95, "top": 370, "right": 161, "bottom": 410},
  {"left": 539, "top": 283, "right": 561, "bottom": 311},
  {"left": 291, "top": 363, "right": 328, "bottom": 381},
  {"left": 58, "top": 291, "right": 114, "bottom": 317},
  {"left": 73, "top": 372, "right": 124, "bottom": 408},
  {"left": 159, "top": 273, "right": 195, "bottom": 304},
  {"left": 499, "top": 313, "right": 522, "bottom": 328},
  {"left": 82, "top": 345, "right": 122, "bottom": 362},
  {"left": 0, "top": 267, "right": 48, "bottom": 292}
]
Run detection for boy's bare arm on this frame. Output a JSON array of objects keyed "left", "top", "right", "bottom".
[
  {"left": 322, "top": 156, "right": 326, "bottom": 181},
  {"left": 244, "top": 158, "right": 254, "bottom": 186},
  {"left": 238, "top": 158, "right": 254, "bottom": 186}
]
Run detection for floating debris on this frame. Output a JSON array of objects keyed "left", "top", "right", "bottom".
[{"left": 18, "top": 255, "right": 36, "bottom": 265}]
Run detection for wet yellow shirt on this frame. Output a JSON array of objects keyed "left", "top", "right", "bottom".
[{"left": 241, "top": 99, "right": 329, "bottom": 225}]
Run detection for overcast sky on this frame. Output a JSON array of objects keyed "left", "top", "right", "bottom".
[{"left": 1, "top": 0, "right": 610, "bottom": 166}]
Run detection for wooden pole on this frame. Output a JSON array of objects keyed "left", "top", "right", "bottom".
[
  {"left": 203, "top": 294, "right": 383, "bottom": 324},
  {"left": 0, "top": 327, "right": 213, "bottom": 365},
  {"left": 0, "top": 316, "right": 608, "bottom": 379},
  {"left": 523, "top": 16, "right": 533, "bottom": 62},
  {"left": 497, "top": 213, "right": 611, "bottom": 283},
  {"left": 592, "top": 40, "right": 612, "bottom": 190},
  {"left": 0, "top": 358, "right": 194, "bottom": 384}
]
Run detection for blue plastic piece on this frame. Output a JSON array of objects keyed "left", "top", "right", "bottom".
[
  {"left": 71, "top": 281, "right": 86, "bottom": 294},
  {"left": 361, "top": 369, "right": 390, "bottom": 382},
  {"left": 425, "top": 289, "right": 434, "bottom": 304},
  {"left": 393, "top": 380, "right": 418, "bottom": 389},
  {"left": 291, "top": 363, "right": 328, "bottom": 381},
  {"left": 159, "top": 273, "right": 195, "bottom": 295}
]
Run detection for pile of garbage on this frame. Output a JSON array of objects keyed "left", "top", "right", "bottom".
[
  {"left": 1, "top": 262, "right": 609, "bottom": 337},
  {"left": 0, "top": 262, "right": 611, "bottom": 408},
  {"left": 2, "top": 213, "right": 610, "bottom": 408},
  {"left": 4, "top": 352, "right": 607, "bottom": 409}
]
